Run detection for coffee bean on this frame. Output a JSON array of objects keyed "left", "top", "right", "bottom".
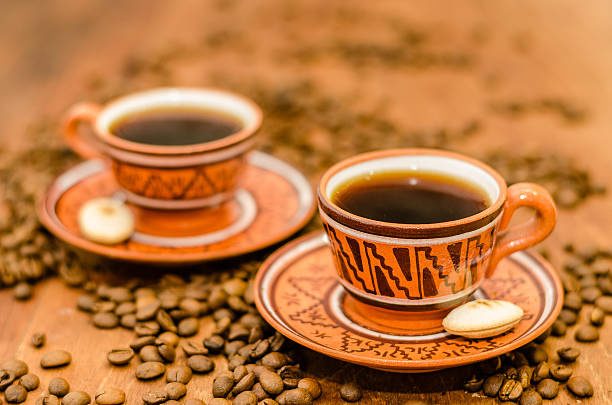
[
  {"left": 261, "top": 352, "right": 288, "bottom": 369},
  {"left": 165, "top": 382, "right": 186, "bottom": 400},
  {"left": 114, "top": 302, "right": 135, "bottom": 316},
  {"left": 30, "top": 332, "right": 45, "bottom": 348},
  {"left": 597, "top": 276, "right": 612, "bottom": 294},
  {"left": 504, "top": 367, "right": 518, "bottom": 380},
  {"left": 567, "top": 376, "right": 594, "bottom": 397},
  {"left": 48, "top": 377, "right": 70, "bottom": 397},
  {"left": 557, "top": 347, "right": 581, "bottom": 362},
  {"left": 595, "top": 296, "right": 612, "bottom": 313},
  {"left": 499, "top": 379, "right": 523, "bottom": 401},
  {"left": 579, "top": 275, "right": 597, "bottom": 289},
  {"left": 142, "top": 391, "right": 167, "bottom": 405},
  {"left": 93, "top": 301, "right": 116, "bottom": 313},
  {"left": 156, "top": 309, "right": 177, "bottom": 333},
  {"left": 590, "top": 307, "right": 605, "bottom": 326},
  {"left": 525, "top": 346, "right": 548, "bottom": 365},
  {"left": 184, "top": 400, "right": 206, "bottom": 405},
  {"left": 283, "top": 377, "right": 300, "bottom": 389},
  {"left": 156, "top": 331, "right": 179, "bottom": 347},
  {"left": 531, "top": 362, "right": 549, "bottom": 383},
  {"left": 0, "top": 370, "right": 16, "bottom": 391},
  {"left": 259, "top": 400, "right": 279, "bottom": 405},
  {"left": 203, "top": 335, "right": 225, "bottom": 354},
  {"left": 61, "top": 391, "right": 91, "bottom": 405},
  {"left": 558, "top": 309, "right": 578, "bottom": 325},
  {"left": 166, "top": 365, "right": 192, "bottom": 384},
  {"left": 158, "top": 344, "right": 176, "bottom": 363},
  {"left": 5, "top": 384, "right": 27, "bottom": 403},
  {"left": 517, "top": 366, "right": 532, "bottom": 389},
  {"left": 574, "top": 264, "right": 594, "bottom": 278},
  {"left": 234, "top": 365, "right": 248, "bottom": 382},
  {"left": 248, "top": 326, "right": 264, "bottom": 344},
  {"left": 92, "top": 312, "right": 119, "bottom": 329},
  {"left": 213, "top": 317, "right": 231, "bottom": 335},
  {"left": 225, "top": 340, "right": 246, "bottom": 357},
  {"left": 227, "top": 354, "right": 246, "bottom": 371},
  {"left": 483, "top": 374, "right": 504, "bottom": 397},
  {"left": 298, "top": 378, "right": 322, "bottom": 399},
  {"left": 207, "top": 288, "right": 228, "bottom": 309},
  {"left": 213, "top": 373, "right": 234, "bottom": 397},
  {"left": 518, "top": 390, "right": 542, "bottom": 405},
  {"left": 13, "top": 282, "right": 32, "bottom": 301},
  {"left": 560, "top": 271, "right": 579, "bottom": 292},
  {"left": 463, "top": 374, "right": 483, "bottom": 392},
  {"left": 549, "top": 364, "right": 572, "bottom": 382},
  {"left": 233, "top": 372, "right": 256, "bottom": 395},
  {"left": 179, "top": 298, "right": 202, "bottom": 317},
  {"left": 2, "top": 360, "right": 28, "bottom": 378},
  {"left": 228, "top": 296, "right": 250, "bottom": 313},
  {"left": 178, "top": 318, "right": 199, "bottom": 337},
  {"left": 339, "top": 383, "right": 361, "bottom": 402},
  {"left": 210, "top": 399, "right": 232, "bottom": 405},
  {"left": 19, "top": 373, "right": 39, "bottom": 391},
  {"left": 35, "top": 394, "right": 60, "bottom": 405},
  {"left": 119, "top": 314, "right": 136, "bottom": 329},
  {"left": 228, "top": 324, "right": 250, "bottom": 341},
  {"left": 105, "top": 348, "right": 133, "bottom": 366},
  {"left": 134, "top": 321, "right": 160, "bottom": 336},
  {"left": 187, "top": 355, "right": 214, "bottom": 374},
  {"left": 258, "top": 369, "right": 283, "bottom": 395},
  {"left": 233, "top": 391, "right": 257, "bottom": 405},
  {"left": 536, "top": 378, "right": 559, "bottom": 399},
  {"left": 478, "top": 357, "right": 502, "bottom": 375},
  {"left": 224, "top": 278, "right": 247, "bottom": 296},
  {"left": 592, "top": 261, "right": 609, "bottom": 276},
  {"left": 550, "top": 320, "right": 567, "bottom": 336},
  {"left": 136, "top": 300, "right": 161, "bottom": 321},
  {"left": 181, "top": 341, "right": 208, "bottom": 357},
  {"left": 94, "top": 387, "right": 125, "bottom": 404},
  {"left": 213, "top": 308, "right": 236, "bottom": 322},
  {"left": 279, "top": 366, "right": 303, "bottom": 380},
  {"left": 510, "top": 352, "right": 529, "bottom": 368},
  {"left": 130, "top": 336, "right": 156, "bottom": 351},
  {"left": 563, "top": 292, "right": 582, "bottom": 311},
  {"left": 40, "top": 350, "right": 71, "bottom": 368},
  {"left": 581, "top": 286, "right": 602, "bottom": 303},
  {"left": 575, "top": 325, "right": 599, "bottom": 342},
  {"left": 140, "top": 345, "right": 164, "bottom": 363},
  {"left": 135, "top": 362, "right": 165, "bottom": 380}
]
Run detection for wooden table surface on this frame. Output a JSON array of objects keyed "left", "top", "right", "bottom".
[{"left": 1, "top": 1, "right": 612, "bottom": 403}]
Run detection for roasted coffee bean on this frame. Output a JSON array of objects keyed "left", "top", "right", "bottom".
[
  {"left": 177, "top": 318, "right": 199, "bottom": 337},
  {"left": 250, "top": 339, "right": 269, "bottom": 360},
  {"left": 531, "top": 362, "right": 549, "bottom": 383},
  {"left": 592, "top": 261, "right": 609, "bottom": 276},
  {"left": 228, "top": 324, "right": 250, "bottom": 341},
  {"left": 234, "top": 365, "right": 248, "bottom": 382},
  {"left": 158, "top": 344, "right": 176, "bottom": 363},
  {"left": 518, "top": 366, "right": 532, "bottom": 389},
  {"left": 595, "top": 296, "right": 612, "bottom": 313},
  {"left": 597, "top": 276, "right": 612, "bottom": 294},
  {"left": 92, "top": 312, "right": 119, "bottom": 329},
  {"left": 35, "top": 394, "right": 61, "bottom": 405},
  {"left": 233, "top": 391, "right": 257, "bottom": 405},
  {"left": 13, "top": 282, "right": 33, "bottom": 301},
  {"left": 213, "top": 317, "right": 231, "bottom": 335},
  {"left": 463, "top": 374, "right": 483, "bottom": 392},
  {"left": 563, "top": 291, "right": 583, "bottom": 311},
  {"left": 259, "top": 400, "right": 279, "bottom": 405},
  {"left": 557, "top": 347, "right": 581, "bottom": 362},
  {"left": 478, "top": 356, "right": 502, "bottom": 375},
  {"left": 261, "top": 352, "right": 288, "bottom": 369},
  {"left": 166, "top": 365, "right": 192, "bottom": 384},
  {"left": 233, "top": 372, "right": 256, "bottom": 395},
  {"left": 114, "top": 302, "right": 135, "bottom": 316},
  {"left": 257, "top": 368, "right": 284, "bottom": 395},
  {"left": 279, "top": 366, "right": 303, "bottom": 380},
  {"left": 119, "top": 314, "right": 136, "bottom": 329},
  {"left": 297, "top": 378, "right": 322, "bottom": 399},
  {"left": 536, "top": 378, "right": 559, "bottom": 399},
  {"left": 550, "top": 320, "right": 567, "bottom": 336},
  {"left": 184, "top": 400, "right": 206, "bottom": 405},
  {"left": 140, "top": 345, "right": 164, "bottom": 363},
  {"left": 504, "top": 367, "right": 518, "bottom": 380},
  {"left": 207, "top": 288, "right": 228, "bottom": 309},
  {"left": 2, "top": 360, "right": 28, "bottom": 378},
  {"left": 227, "top": 354, "right": 246, "bottom": 371},
  {"left": 130, "top": 336, "right": 156, "bottom": 351},
  {"left": 339, "top": 384, "right": 361, "bottom": 402},
  {"left": 135, "top": 362, "right": 165, "bottom": 380},
  {"left": 558, "top": 309, "right": 578, "bottom": 325},
  {"left": 203, "top": 335, "right": 225, "bottom": 353},
  {"left": 93, "top": 301, "right": 116, "bottom": 313},
  {"left": 19, "top": 373, "right": 39, "bottom": 391},
  {"left": 248, "top": 326, "right": 264, "bottom": 344},
  {"left": 181, "top": 341, "right": 208, "bottom": 357},
  {"left": 560, "top": 271, "right": 579, "bottom": 293},
  {"left": 575, "top": 325, "right": 599, "bottom": 342},
  {"left": 142, "top": 391, "right": 167, "bottom": 405},
  {"left": 0, "top": 369, "right": 16, "bottom": 391},
  {"left": 510, "top": 352, "right": 529, "bottom": 368},
  {"left": 187, "top": 355, "right": 214, "bottom": 374},
  {"left": 525, "top": 346, "right": 548, "bottom": 365},
  {"left": 581, "top": 286, "right": 602, "bottom": 303},
  {"left": 550, "top": 364, "right": 572, "bottom": 382},
  {"left": 483, "top": 374, "right": 505, "bottom": 397},
  {"left": 94, "top": 387, "right": 125, "bottom": 404},
  {"left": 519, "top": 390, "right": 542, "bottom": 405},
  {"left": 579, "top": 275, "right": 597, "bottom": 289},
  {"left": 107, "top": 287, "right": 132, "bottom": 303},
  {"left": 5, "top": 384, "right": 27, "bottom": 403},
  {"left": 60, "top": 391, "right": 91, "bottom": 405},
  {"left": 165, "top": 382, "right": 186, "bottom": 400},
  {"left": 106, "top": 348, "right": 134, "bottom": 366},
  {"left": 48, "top": 377, "right": 70, "bottom": 397},
  {"left": 240, "top": 313, "right": 265, "bottom": 329},
  {"left": 155, "top": 310, "right": 177, "bottom": 333},
  {"left": 213, "top": 373, "right": 234, "bottom": 397},
  {"left": 134, "top": 321, "right": 160, "bottom": 336},
  {"left": 224, "top": 340, "right": 245, "bottom": 357},
  {"left": 179, "top": 298, "right": 203, "bottom": 317},
  {"left": 31, "top": 332, "right": 45, "bottom": 348},
  {"left": 156, "top": 331, "right": 179, "bottom": 347},
  {"left": 40, "top": 350, "right": 71, "bottom": 368},
  {"left": 223, "top": 278, "right": 247, "bottom": 296},
  {"left": 228, "top": 296, "right": 250, "bottom": 313},
  {"left": 499, "top": 379, "right": 523, "bottom": 401},
  {"left": 209, "top": 399, "right": 232, "bottom": 405},
  {"left": 169, "top": 309, "right": 189, "bottom": 322},
  {"left": 136, "top": 301, "right": 161, "bottom": 321},
  {"left": 574, "top": 264, "right": 594, "bottom": 278},
  {"left": 213, "top": 308, "right": 236, "bottom": 322},
  {"left": 283, "top": 377, "right": 300, "bottom": 389},
  {"left": 567, "top": 376, "right": 594, "bottom": 397},
  {"left": 590, "top": 307, "right": 605, "bottom": 326}
]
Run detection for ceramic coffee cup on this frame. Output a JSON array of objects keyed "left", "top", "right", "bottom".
[
  {"left": 318, "top": 149, "right": 557, "bottom": 335},
  {"left": 64, "top": 87, "right": 262, "bottom": 210}
]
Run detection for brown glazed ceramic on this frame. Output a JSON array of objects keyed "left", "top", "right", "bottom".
[
  {"left": 254, "top": 231, "right": 563, "bottom": 372},
  {"left": 317, "top": 149, "right": 557, "bottom": 335},
  {"left": 37, "top": 152, "right": 315, "bottom": 265},
  {"left": 64, "top": 87, "right": 262, "bottom": 210}
]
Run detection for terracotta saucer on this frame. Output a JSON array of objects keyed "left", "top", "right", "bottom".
[
  {"left": 38, "top": 151, "right": 315, "bottom": 265},
  {"left": 254, "top": 231, "right": 563, "bottom": 373}
]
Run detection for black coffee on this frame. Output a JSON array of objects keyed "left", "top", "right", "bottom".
[
  {"left": 110, "top": 109, "right": 242, "bottom": 146},
  {"left": 331, "top": 171, "right": 489, "bottom": 224}
]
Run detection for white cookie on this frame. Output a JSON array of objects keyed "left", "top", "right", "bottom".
[
  {"left": 443, "top": 299, "right": 524, "bottom": 338},
  {"left": 78, "top": 197, "right": 134, "bottom": 245}
]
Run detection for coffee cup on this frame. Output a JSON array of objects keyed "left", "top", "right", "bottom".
[
  {"left": 64, "top": 87, "right": 262, "bottom": 210},
  {"left": 317, "top": 149, "right": 557, "bottom": 335}
]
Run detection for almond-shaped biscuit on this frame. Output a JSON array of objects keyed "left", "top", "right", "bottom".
[
  {"left": 443, "top": 299, "right": 524, "bottom": 338},
  {"left": 78, "top": 197, "right": 134, "bottom": 245}
]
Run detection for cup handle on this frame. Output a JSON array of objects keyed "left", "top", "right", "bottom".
[
  {"left": 486, "top": 182, "right": 557, "bottom": 277},
  {"left": 64, "top": 102, "right": 104, "bottom": 159}
]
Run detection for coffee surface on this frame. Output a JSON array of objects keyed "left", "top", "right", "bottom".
[
  {"left": 331, "top": 171, "right": 489, "bottom": 224},
  {"left": 111, "top": 109, "right": 242, "bottom": 146}
]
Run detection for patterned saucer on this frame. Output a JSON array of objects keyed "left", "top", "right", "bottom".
[
  {"left": 254, "top": 231, "right": 563, "bottom": 373},
  {"left": 38, "top": 152, "right": 315, "bottom": 265}
]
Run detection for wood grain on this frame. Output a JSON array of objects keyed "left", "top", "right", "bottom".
[{"left": 1, "top": 0, "right": 612, "bottom": 403}]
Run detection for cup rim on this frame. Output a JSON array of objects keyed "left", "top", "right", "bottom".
[
  {"left": 317, "top": 148, "right": 508, "bottom": 239},
  {"left": 93, "top": 87, "right": 262, "bottom": 156}
]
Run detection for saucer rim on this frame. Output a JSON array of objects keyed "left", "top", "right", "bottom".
[
  {"left": 37, "top": 151, "right": 316, "bottom": 264},
  {"left": 254, "top": 231, "right": 563, "bottom": 372}
]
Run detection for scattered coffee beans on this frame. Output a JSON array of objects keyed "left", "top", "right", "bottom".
[
  {"left": 40, "top": 350, "right": 71, "bottom": 368},
  {"left": 19, "top": 373, "right": 39, "bottom": 391},
  {"left": 30, "top": 332, "right": 45, "bottom": 348},
  {"left": 536, "top": 378, "right": 559, "bottom": 399},
  {"left": 135, "top": 362, "right": 165, "bottom": 380},
  {"left": 48, "top": 377, "right": 70, "bottom": 397},
  {"left": 106, "top": 349, "right": 134, "bottom": 366},
  {"left": 35, "top": 394, "right": 61, "bottom": 405},
  {"left": 518, "top": 390, "right": 542, "bottom": 405},
  {"left": 186, "top": 355, "right": 214, "bottom": 374},
  {"left": 575, "top": 325, "right": 599, "bottom": 342},
  {"left": 557, "top": 347, "right": 580, "bottom": 362},
  {"left": 165, "top": 382, "right": 186, "bottom": 400},
  {"left": 62, "top": 391, "right": 91, "bottom": 405},
  {"left": 94, "top": 387, "right": 125, "bottom": 404},
  {"left": 549, "top": 365, "right": 572, "bottom": 382},
  {"left": 339, "top": 383, "right": 362, "bottom": 402},
  {"left": 567, "top": 376, "right": 594, "bottom": 397}
]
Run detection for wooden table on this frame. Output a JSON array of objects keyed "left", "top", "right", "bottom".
[{"left": 1, "top": 1, "right": 612, "bottom": 403}]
